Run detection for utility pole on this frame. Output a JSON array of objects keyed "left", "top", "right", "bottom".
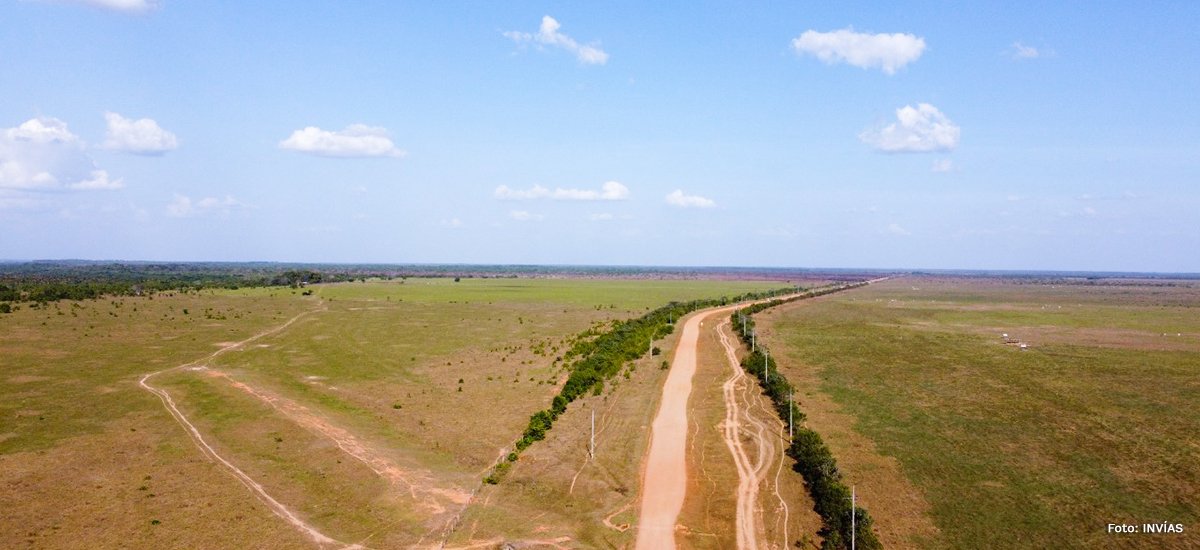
[
  {"left": 789, "top": 391, "right": 793, "bottom": 439},
  {"left": 590, "top": 410, "right": 595, "bottom": 458},
  {"left": 849, "top": 485, "right": 857, "bottom": 550}
]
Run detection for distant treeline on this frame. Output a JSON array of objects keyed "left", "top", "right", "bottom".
[
  {"left": 732, "top": 282, "right": 883, "bottom": 550},
  {"left": 0, "top": 263, "right": 376, "bottom": 304},
  {"left": 0, "top": 260, "right": 892, "bottom": 307},
  {"left": 0, "top": 261, "right": 537, "bottom": 305}
]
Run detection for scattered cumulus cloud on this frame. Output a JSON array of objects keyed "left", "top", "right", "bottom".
[
  {"left": 494, "top": 181, "right": 629, "bottom": 201},
  {"left": 67, "top": 170, "right": 123, "bottom": 190},
  {"left": 0, "top": 117, "right": 123, "bottom": 195},
  {"left": 1057, "top": 206, "right": 1100, "bottom": 218},
  {"left": 504, "top": 16, "right": 609, "bottom": 65},
  {"left": 589, "top": 213, "right": 613, "bottom": 221},
  {"left": 859, "top": 103, "right": 960, "bottom": 153},
  {"left": 440, "top": 218, "right": 464, "bottom": 228},
  {"left": 887, "top": 223, "right": 911, "bottom": 235},
  {"left": 166, "top": 193, "right": 245, "bottom": 218},
  {"left": 101, "top": 111, "right": 178, "bottom": 155},
  {"left": 932, "top": 159, "right": 954, "bottom": 172},
  {"left": 30, "top": 0, "right": 158, "bottom": 13},
  {"left": 791, "top": 28, "right": 926, "bottom": 74},
  {"left": 509, "top": 210, "right": 543, "bottom": 221},
  {"left": 1007, "top": 42, "right": 1054, "bottom": 59},
  {"left": 665, "top": 189, "right": 716, "bottom": 209},
  {"left": 279, "top": 124, "right": 406, "bottom": 158},
  {"left": 1010, "top": 42, "right": 1039, "bottom": 59}
]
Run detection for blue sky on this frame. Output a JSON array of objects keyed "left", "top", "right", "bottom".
[{"left": 2, "top": 1, "right": 1197, "bottom": 272}]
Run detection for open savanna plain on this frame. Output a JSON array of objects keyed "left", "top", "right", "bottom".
[
  {"left": 757, "top": 277, "right": 1200, "bottom": 550},
  {"left": 0, "top": 277, "right": 808, "bottom": 550}
]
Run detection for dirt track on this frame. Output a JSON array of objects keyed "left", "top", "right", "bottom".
[
  {"left": 716, "top": 318, "right": 786, "bottom": 550},
  {"left": 635, "top": 296, "right": 807, "bottom": 550},
  {"left": 635, "top": 307, "right": 721, "bottom": 549},
  {"left": 138, "top": 307, "right": 363, "bottom": 549}
]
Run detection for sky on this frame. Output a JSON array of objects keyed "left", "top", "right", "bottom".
[{"left": 1, "top": 1, "right": 1197, "bottom": 272}]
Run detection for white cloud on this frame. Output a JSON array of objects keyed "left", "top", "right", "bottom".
[
  {"left": 859, "top": 103, "right": 960, "bottom": 153},
  {"left": 279, "top": 124, "right": 406, "bottom": 158},
  {"left": 509, "top": 210, "right": 543, "bottom": 221},
  {"left": 932, "top": 159, "right": 954, "bottom": 172},
  {"left": 1010, "top": 42, "right": 1039, "bottom": 59},
  {"left": 494, "top": 181, "right": 629, "bottom": 201},
  {"left": 887, "top": 223, "right": 911, "bottom": 235},
  {"left": 0, "top": 117, "right": 123, "bottom": 194},
  {"left": 495, "top": 184, "right": 549, "bottom": 200},
  {"left": 101, "top": 112, "right": 178, "bottom": 155},
  {"left": 505, "top": 16, "right": 609, "bottom": 65},
  {"left": 589, "top": 213, "right": 613, "bottom": 221},
  {"left": 67, "top": 169, "right": 124, "bottom": 190},
  {"left": 30, "top": 0, "right": 158, "bottom": 13},
  {"left": 440, "top": 218, "right": 464, "bottom": 228},
  {"left": 166, "top": 193, "right": 245, "bottom": 218},
  {"left": 665, "top": 190, "right": 716, "bottom": 209},
  {"left": 792, "top": 28, "right": 926, "bottom": 75}
]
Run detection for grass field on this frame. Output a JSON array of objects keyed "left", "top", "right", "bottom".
[
  {"left": 760, "top": 277, "right": 1199, "bottom": 550},
  {"left": 0, "top": 277, "right": 798, "bottom": 549}
]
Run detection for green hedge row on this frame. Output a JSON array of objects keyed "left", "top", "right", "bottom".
[{"left": 731, "top": 282, "right": 883, "bottom": 550}]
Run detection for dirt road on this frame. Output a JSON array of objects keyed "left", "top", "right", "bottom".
[
  {"left": 635, "top": 295, "right": 808, "bottom": 550},
  {"left": 635, "top": 307, "right": 719, "bottom": 549},
  {"left": 633, "top": 303, "right": 752, "bottom": 550}
]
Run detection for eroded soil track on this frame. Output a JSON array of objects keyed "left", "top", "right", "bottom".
[
  {"left": 635, "top": 298, "right": 799, "bottom": 550},
  {"left": 140, "top": 306, "right": 471, "bottom": 549},
  {"left": 139, "top": 307, "right": 361, "bottom": 549}
]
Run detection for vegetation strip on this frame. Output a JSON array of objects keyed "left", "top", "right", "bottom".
[
  {"left": 482, "top": 286, "right": 809, "bottom": 484},
  {"left": 731, "top": 281, "right": 885, "bottom": 550}
]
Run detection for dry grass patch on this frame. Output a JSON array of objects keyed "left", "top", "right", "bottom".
[{"left": 766, "top": 277, "right": 1200, "bottom": 550}]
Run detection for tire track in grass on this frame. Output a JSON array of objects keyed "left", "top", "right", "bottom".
[
  {"left": 140, "top": 306, "right": 364, "bottom": 549},
  {"left": 716, "top": 318, "right": 769, "bottom": 550}
]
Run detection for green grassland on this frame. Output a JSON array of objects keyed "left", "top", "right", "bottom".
[
  {"left": 763, "top": 277, "right": 1199, "bottom": 550},
  {"left": 0, "top": 277, "right": 792, "bottom": 549}
]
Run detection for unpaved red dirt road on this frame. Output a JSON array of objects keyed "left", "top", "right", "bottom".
[
  {"left": 634, "top": 302, "right": 764, "bottom": 550},
  {"left": 636, "top": 294, "right": 813, "bottom": 550},
  {"left": 635, "top": 307, "right": 712, "bottom": 549}
]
